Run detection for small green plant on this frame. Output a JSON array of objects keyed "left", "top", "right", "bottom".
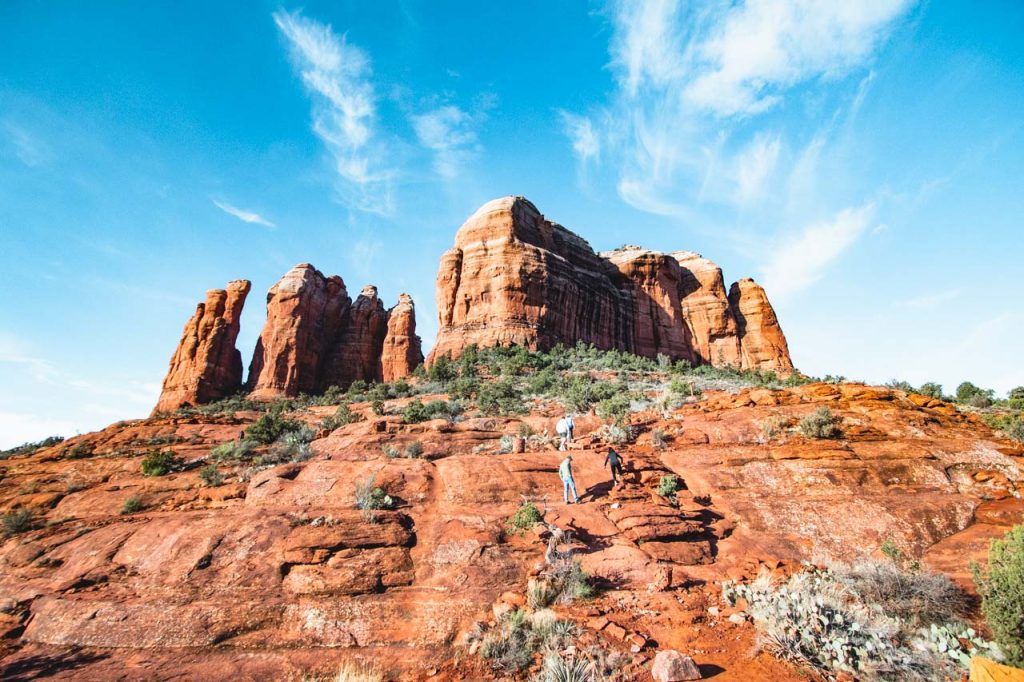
[
  {"left": 0, "top": 435, "right": 64, "bottom": 460},
  {"left": 759, "top": 416, "right": 787, "bottom": 442},
  {"left": 140, "top": 449, "right": 182, "bottom": 476},
  {"left": 401, "top": 399, "right": 431, "bottom": 423},
  {"left": 199, "top": 464, "right": 223, "bottom": 487},
  {"left": 507, "top": 501, "right": 543, "bottom": 533},
  {"left": 246, "top": 409, "right": 304, "bottom": 445},
  {"left": 516, "top": 422, "right": 534, "bottom": 438},
  {"left": 266, "top": 427, "right": 315, "bottom": 463},
  {"left": 320, "top": 403, "right": 361, "bottom": 431},
  {"left": 210, "top": 439, "right": 255, "bottom": 462},
  {"left": 404, "top": 441, "right": 424, "bottom": 458},
  {"left": 371, "top": 398, "right": 385, "bottom": 416},
  {"left": 650, "top": 428, "right": 667, "bottom": 450},
  {"left": 798, "top": 407, "right": 843, "bottom": 439},
  {"left": 657, "top": 474, "right": 680, "bottom": 499},
  {"left": 382, "top": 444, "right": 400, "bottom": 459},
  {"left": 354, "top": 474, "right": 394, "bottom": 515},
  {"left": 64, "top": 443, "right": 93, "bottom": 459},
  {"left": 477, "top": 378, "right": 527, "bottom": 416},
  {"left": 2, "top": 508, "right": 35, "bottom": 535},
  {"left": 973, "top": 524, "right": 1024, "bottom": 667},
  {"left": 498, "top": 434, "right": 516, "bottom": 454},
  {"left": 120, "top": 496, "right": 143, "bottom": 515}
]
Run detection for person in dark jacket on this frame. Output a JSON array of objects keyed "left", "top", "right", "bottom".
[{"left": 604, "top": 447, "right": 625, "bottom": 486}]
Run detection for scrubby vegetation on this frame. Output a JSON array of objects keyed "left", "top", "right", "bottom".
[
  {"left": 471, "top": 609, "right": 578, "bottom": 675},
  {"left": 657, "top": 474, "right": 680, "bottom": 501},
  {"left": 319, "top": 403, "right": 362, "bottom": 431},
  {"left": 2, "top": 508, "right": 35, "bottom": 535},
  {"left": 798, "top": 407, "right": 843, "bottom": 439},
  {"left": 210, "top": 439, "right": 255, "bottom": 462},
  {"left": 266, "top": 426, "right": 315, "bottom": 464},
  {"left": 199, "top": 464, "right": 223, "bottom": 487},
  {"left": 246, "top": 407, "right": 306, "bottom": 445},
  {"left": 507, "top": 501, "right": 543, "bottom": 534},
  {"left": 354, "top": 474, "right": 394, "bottom": 517},
  {"left": 724, "top": 557, "right": 999, "bottom": 680},
  {"left": 528, "top": 559, "right": 594, "bottom": 607},
  {"left": 120, "top": 496, "right": 143, "bottom": 514},
  {"left": 973, "top": 524, "right": 1024, "bottom": 667},
  {"left": 140, "top": 449, "right": 182, "bottom": 476},
  {"left": 0, "top": 435, "right": 64, "bottom": 459}
]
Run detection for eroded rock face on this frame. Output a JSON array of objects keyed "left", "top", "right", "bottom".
[
  {"left": 247, "top": 264, "right": 351, "bottom": 399},
  {"left": 728, "top": 278, "right": 794, "bottom": 372},
  {"left": 245, "top": 268, "right": 422, "bottom": 399},
  {"left": 430, "top": 196, "right": 793, "bottom": 371},
  {"left": 381, "top": 293, "right": 424, "bottom": 382},
  {"left": 153, "top": 280, "right": 251, "bottom": 414}
]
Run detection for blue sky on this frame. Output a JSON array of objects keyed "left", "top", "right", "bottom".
[{"left": 1, "top": 0, "right": 1022, "bottom": 447}]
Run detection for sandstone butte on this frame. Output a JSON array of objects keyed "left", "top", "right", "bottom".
[
  {"left": 153, "top": 263, "right": 424, "bottom": 412},
  {"left": 429, "top": 196, "right": 793, "bottom": 372}
]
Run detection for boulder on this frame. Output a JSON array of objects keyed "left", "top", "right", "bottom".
[
  {"left": 381, "top": 293, "right": 424, "bottom": 382},
  {"left": 651, "top": 650, "right": 702, "bottom": 681},
  {"left": 728, "top": 278, "right": 794, "bottom": 371},
  {"left": 153, "top": 280, "right": 251, "bottom": 413}
]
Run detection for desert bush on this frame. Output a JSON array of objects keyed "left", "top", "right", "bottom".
[
  {"left": 759, "top": 416, "right": 787, "bottom": 442},
  {"left": 354, "top": 474, "right": 394, "bottom": 513},
  {"left": 517, "top": 422, "right": 534, "bottom": 438},
  {"left": 507, "top": 501, "right": 543, "bottom": 533},
  {"left": 323, "top": 661, "right": 384, "bottom": 682},
  {"left": 525, "top": 368, "right": 559, "bottom": 396},
  {"left": 64, "top": 443, "right": 93, "bottom": 459},
  {"left": 401, "top": 399, "right": 431, "bottom": 423},
  {"left": 0, "top": 435, "right": 65, "bottom": 459},
  {"left": 956, "top": 381, "right": 995, "bottom": 408},
  {"left": 983, "top": 413, "right": 1024, "bottom": 444},
  {"left": 602, "top": 423, "right": 633, "bottom": 445},
  {"left": 474, "top": 609, "right": 578, "bottom": 675},
  {"left": 246, "top": 409, "right": 305, "bottom": 445},
  {"left": 595, "top": 393, "right": 633, "bottom": 427},
  {"left": 320, "top": 403, "right": 361, "bottom": 431},
  {"left": 404, "top": 441, "right": 424, "bottom": 458},
  {"left": 535, "top": 654, "right": 596, "bottom": 682},
  {"left": 724, "top": 567, "right": 999, "bottom": 680},
  {"left": 918, "top": 382, "right": 944, "bottom": 400},
  {"left": 382, "top": 445, "right": 400, "bottom": 459},
  {"left": 370, "top": 399, "right": 385, "bottom": 416},
  {"left": 973, "top": 524, "right": 1024, "bottom": 667},
  {"left": 199, "top": 464, "right": 223, "bottom": 487},
  {"left": 657, "top": 474, "right": 680, "bottom": 499},
  {"left": 837, "top": 559, "right": 969, "bottom": 625},
  {"left": 2, "top": 508, "right": 35, "bottom": 535},
  {"left": 210, "top": 439, "right": 255, "bottom": 462},
  {"left": 448, "top": 375, "right": 481, "bottom": 400},
  {"left": 498, "top": 434, "right": 516, "bottom": 454},
  {"left": 798, "top": 407, "right": 843, "bottom": 439},
  {"left": 427, "top": 354, "right": 458, "bottom": 384},
  {"left": 120, "top": 496, "right": 143, "bottom": 514},
  {"left": 650, "top": 428, "right": 667, "bottom": 450},
  {"left": 477, "top": 378, "right": 527, "bottom": 416},
  {"left": 266, "top": 426, "right": 315, "bottom": 464},
  {"left": 140, "top": 449, "right": 182, "bottom": 476}
]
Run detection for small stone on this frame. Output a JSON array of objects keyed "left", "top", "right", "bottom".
[
  {"left": 605, "top": 622, "right": 627, "bottom": 641},
  {"left": 707, "top": 606, "right": 720, "bottom": 617},
  {"left": 588, "top": 616, "right": 610, "bottom": 631},
  {"left": 727, "top": 612, "right": 747, "bottom": 625},
  {"left": 651, "top": 650, "right": 702, "bottom": 681}
]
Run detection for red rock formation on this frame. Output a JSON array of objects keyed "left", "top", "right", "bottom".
[
  {"left": 247, "top": 264, "right": 350, "bottom": 399},
  {"left": 245, "top": 266, "right": 421, "bottom": 399},
  {"left": 729, "top": 278, "right": 794, "bottom": 372},
  {"left": 429, "top": 196, "right": 631, "bottom": 362},
  {"left": 152, "top": 280, "right": 251, "bottom": 413},
  {"left": 381, "top": 293, "right": 424, "bottom": 382},
  {"left": 430, "top": 196, "right": 792, "bottom": 371}
]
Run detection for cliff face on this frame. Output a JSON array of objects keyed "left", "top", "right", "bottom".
[
  {"left": 155, "top": 266, "right": 421, "bottom": 411},
  {"left": 429, "top": 196, "right": 793, "bottom": 371},
  {"left": 153, "top": 280, "right": 251, "bottom": 414}
]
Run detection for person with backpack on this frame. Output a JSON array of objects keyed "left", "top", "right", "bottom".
[
  {"left": 556, "top": 414, "right": 575, "bottom": 451},
  {"left": 604, "top": 447, "right": 625, "bottom": 486},
  {"left": 559, "top": 454, "right": 579, "bottom": 504}
]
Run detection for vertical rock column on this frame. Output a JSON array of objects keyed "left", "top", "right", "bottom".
[{"left": 381, "top": 293, "right": 424, "bottom": 382}]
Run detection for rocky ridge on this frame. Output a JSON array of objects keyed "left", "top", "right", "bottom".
[
  {"left": 429, "top": 197, "right": 793, "bottom": 372},
  {"left": 155, "top": 264, "right": 423, "bottom": 412}
]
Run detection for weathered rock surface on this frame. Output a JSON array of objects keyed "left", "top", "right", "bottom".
[
  {"left": 381, "top": 293, "right": 424, "bottom": 382},
  {"left": 429, "top": 196, "right": 792, "bottom": 371},
  {"left": 153, "top": 280, "right": 251, "bottom": 413},
  {"left": 652, "top": 650, "right": 703, "bottom": 681},
  {"left": 728, "top": 278, "right": 793, "bottom": 372}
]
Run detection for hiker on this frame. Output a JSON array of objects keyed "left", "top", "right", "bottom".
[
  {"left": 559, "top": 454, "right": 579, "bottom": 504},
  {"left": 604, "top": 447, "right": 625, "bottom": 486},
  {"left": 556, "top": 414, "right": 575, "bottom": 451}
]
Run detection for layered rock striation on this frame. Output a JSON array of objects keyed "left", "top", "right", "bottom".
[
  {"left": 153, "top": 280, "right": 251, "bottom": 414},
  {"left": 155, "top": 265, "right": 422, "bottom": 411},
  {"left": 429, "top": 196, "right": 793, "bottom": 371}
]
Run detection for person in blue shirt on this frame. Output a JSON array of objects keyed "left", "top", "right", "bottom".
[{"left": 558, "top": 454, "right": 579, "bottom": 504}]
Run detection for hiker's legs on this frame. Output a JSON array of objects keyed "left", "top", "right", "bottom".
[
  {"left": 568, "top": 478, "right": 578, "bottom": 503},
  {"left": 563, "top": 478, "right": 571, "bottom": 503},
  {"left": 559, "top": 435, "right": 567, "bottom": 451}
]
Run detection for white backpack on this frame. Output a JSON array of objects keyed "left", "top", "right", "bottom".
[{"left": 555, "top": 418, "right": 568, "bottom": 435}]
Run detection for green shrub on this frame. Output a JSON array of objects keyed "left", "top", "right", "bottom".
[
  {"left": 838, "top": 559, "right": 968, "bottom": 625},
  {"left": 477, "top": 378, "right": 527, "bottom": 416},
  {"left": 404, "top": 441, "right": 424, "bottom": 458},
  {"left": 498, "top": 434, "right": 516, "bottom": 454},
  {"left": 210, "top": 439, "right": 255, "bottom": 462},
  {"left": 799, "top": 407, "right": 843, "bottom": 439},
  {"left": 120, "top": 496, "right": 143, "bottom": 515},
  {"left": 246, "top": 409, "right": 304, "bottom": 445},
  {"left": 918, "top": 382, "right": 944, "bottom": 400},
  {"left": 382, "top": 444, "right": 400, "bottom": 458},
  {"left": 371, "top": 398, "right": 385, "bottom": 416},
  {"left": 517, "top": 423, "right": 534, "bottom": 438},
  {"left": 525, "top": 368, "right": 559, "bottom": 395},
  {"left": 320, "top": 403, "right": 361, "bottom": 431},
  {"left": 2, "top": 508, "right": 35, "bottom": 535},
  {"left": 427, "top": 355, "right": 458, "bottom": 384},
  {"left": 973, "top": 524, "right": 1024, "bottom": 667},
  {"left": 401, "top": 399, "right": 431, "bottom": 423},
  {"left": 650, "top": 428, "right": 667, "bottom": 449},
  {"left": 595, "top": 393, "right": 633, "bottom": 427},
  {"left": 424, "top": 399, "right": 464, "bottom": 422},
  {"left": 354, "top": 474, "right": 394, "bottom": 514},
  {"left": 507, "top": 501, "right": 543, "bottom": 533},
  {"left": 657, "top": 474, "right": 680, "bottom": 499},
  {"left": 449, "top": 376, "right": 481, "bottom": 400},
  {"left": 64, "top": 443, "right": 93, "bottom": 459},
  {"left": 956, "top": 381, "right": 995, "bottom": 408},
  {"left": 199, "top": 464, "right": 223, "bottom": 487},
  {"left": 266, "top": 427, "right": 315, "bottom": 463},
  {"left": 0, "top": 435, "right": 64, "bottom": 459},
  {"left": 140, "top": 449, "right": 182, "bottom": 476},
  {"left": 473, "top": 609, "right": 578, "bottom": 675}
]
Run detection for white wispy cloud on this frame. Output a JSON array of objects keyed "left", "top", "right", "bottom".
[
  {"left": 212, "top": 199, "right": 276, "bottom": 227},
  {"left": 273, "top": 9, "right": 393, "bottom": 214},
  {"left": 736, "top": 133, "right": 781, "bottom": 205},
  {"left": 760, "top": 203, "right": 876, "bottom": 298},
  {"left": 893, "top": 288, "right": 961, "bottom": 309},
  {"left": 3, "top": 120, "right": 55, "bottom": 167},
  {"left": 411, "top": 105, "right": 479, "bottom": 179},
  {"left": 558, "top": 111, "right": 601, "bottom": 168}
]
